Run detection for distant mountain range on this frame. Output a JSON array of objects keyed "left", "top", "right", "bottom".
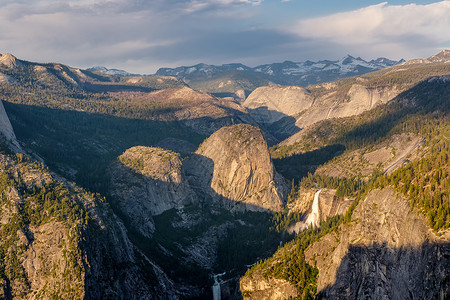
[
  {"left": 154, "top": 55, "right": 404, "bottom": 87},
  {"left": 88, "top": 55, "right": 404, "bottom": 91}
]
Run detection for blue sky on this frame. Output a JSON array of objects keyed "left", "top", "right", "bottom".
[{"left": 1, "top": 0, "right": 449, "bottom": 73}]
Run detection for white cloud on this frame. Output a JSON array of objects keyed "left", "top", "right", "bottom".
[
  {"left": 0, "top": 0, "right": 268, "bottom": 73},
  {"left": 289, "top": 1, "right": 450, "bottom": 57}
]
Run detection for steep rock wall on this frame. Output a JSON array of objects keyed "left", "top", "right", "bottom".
[
  {"left": 110, "top": 146, "right": 196, "bottom": 237},
  {"left": 243, "top": 86, "right": 314, "bottom": 125},
  {"left": 184, "top": 124, "right": 287, "bottom": 212}
]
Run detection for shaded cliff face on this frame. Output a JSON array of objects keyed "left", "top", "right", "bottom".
[
  {"left": 104, "top": 125, "right": 290, "bottom": 297},
  {"left": 306, "top": 188, "right": 449, "bottom": 299},
  {"left": 240, "top": 187, "right": 449, "bottom": 299},
  {"left": 0, "top": 153, "right": 177, "bottom": 299},
  {"left": 184, "top": 124, "right": 287, "bottom": 212},
  {"left": 110, "top": 146, "right": 196, "bottom": 237}
]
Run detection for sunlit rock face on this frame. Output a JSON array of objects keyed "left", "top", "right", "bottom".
[{"left": 184, "top": 124, "right": 287, "bottom": 212}]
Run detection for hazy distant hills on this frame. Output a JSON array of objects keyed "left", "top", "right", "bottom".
[
  {"left": 88, "top": 55, "right": 404, "bottom": 99},
  {"left": 155, "top": 55, "right": 403, "bottom": 82},
  {"left": 154, "top": 55, "right": 404, "bottom": 98}
]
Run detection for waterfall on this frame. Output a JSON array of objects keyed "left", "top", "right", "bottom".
[
  {"left": 212, "top": 272, "right": 225, "bottom": 300},
  {"left": 305, "top": 189, "right": 321, "bottom": 228}
]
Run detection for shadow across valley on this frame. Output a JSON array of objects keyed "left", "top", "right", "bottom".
[
  {"left": 246, "top": 106, "right": 301, "bottom": 143},
  {"left": 316, "top": 242, "right": 450, "bottom": 299},
  {"left": 3, "top": 101, "right": 206, "bottom": 194},
  {"left": 109, "top": 154, "right": 292, "bottom": 299},
  {"left": 273, "top": 144, "right": 346, "bottom": 181}
]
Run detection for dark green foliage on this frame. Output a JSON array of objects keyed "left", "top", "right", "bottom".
[
  {"left": 299, "top": 173, "right": 366, "bottom": 198},
  {"left": 4, "top": 101, "right": 204, "bottom": 196},
  {"left": 215, "top": 211, "right": 294, "bottom": 277},
  {"left": 373, "top": 125, "right": 450, "bottom": 230},
  {"left": 272, "top": 144, "right": 346, "bottom": 181},
  {"left": 245, "top": 170, "right": 383, "bottom": 299},
  {"left": 247, "top": 215, "right": 343, "bottom": 300}
]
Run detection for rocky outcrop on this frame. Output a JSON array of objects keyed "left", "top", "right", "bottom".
[
  {"left": 240, "top": 273, "right": 298, "bottom": 300},
  {"left": 184, "top": 124, "right": 287, "bottom": 212},
  {"left": 292, "top": 83, "right": 400, "bottom": 130},
  {"left": 0, "top": 72, "right": 16, "bottom": 83},
  {"left": 110, "top": 146, "right": 196, "bottom": 237},
  {"left": 243, "top": 82, "right": 400, "bottom": 142},
  {"left": 402, "top": 49, "right": 450, "bottom": 65},
  {"left": 243, "top": 86, "right": 314, "bottom": 125},
  {"left": 0, "top": 53, "right": 22, "bottom": 69},
  {"left": 327, "top": 84, "right": 399, "bottom": 119}
]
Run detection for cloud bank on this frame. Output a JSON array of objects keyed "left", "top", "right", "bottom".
[{"left": 290, "top": 1, "right": 450, "bottom": 59}]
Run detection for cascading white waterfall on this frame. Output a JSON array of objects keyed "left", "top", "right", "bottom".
[{"left": 305, "top": 189, "right": 321, "bottom": 228}]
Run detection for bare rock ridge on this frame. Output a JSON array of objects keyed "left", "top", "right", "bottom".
[
  {"left": 136, "top": 86, "right": 254, "bottom": 135},
  {"left": 428, "top": 49, "right": 450, "bottom": 63},
  {"left": 243, "top": 86, "right": 314, "bottom": 125},
  {"left": 240, "top": 187, "right": 450, "bottom": 299},
  {"left": 184, "top": 124, "right": 287, "bottom": 212},
  {"left": 246, "top": 82, "right": 400, "bottom": 141},
  {"left": 403, "top": 49, "right": 450, "bottom": 65},
  {"left": 110, "top": 146, "right": 196, "bottom": 237}
]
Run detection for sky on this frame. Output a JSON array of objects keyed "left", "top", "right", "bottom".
[{"left": 1, "top": 0, "right": 449, "bottom": 74}]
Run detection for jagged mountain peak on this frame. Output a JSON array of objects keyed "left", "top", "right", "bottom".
[
  {"left": 156, "top": 55, "right": 403, "bottom": 89},
  {"left": 428, "top": 49, "right": 450, "bottom": 62},
  {"left": 340, "top": 54, "right": 356, "bottom": 64}
]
